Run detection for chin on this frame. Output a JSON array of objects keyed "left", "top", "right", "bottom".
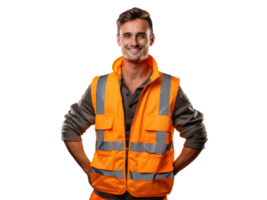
[
  {"left": 124, "top": 55, "right": 138, "bottom": 61},
  {"left": 124, "top": 54, "right": 146, "bottom": 62}
]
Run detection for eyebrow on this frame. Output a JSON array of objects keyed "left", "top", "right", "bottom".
[{"left": 122, "top": 32, "right": 146, "bottom": 36}]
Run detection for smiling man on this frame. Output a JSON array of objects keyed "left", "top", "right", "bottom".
[{"left": 62, "top": 7, "right": 208, "bottom": 200}]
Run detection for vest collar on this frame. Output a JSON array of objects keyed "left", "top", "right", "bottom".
[{"left": 111, "top": 53, "right": 160, "bottom": 81}]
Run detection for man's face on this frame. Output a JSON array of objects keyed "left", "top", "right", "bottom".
[{"left": 117, "top": 19, "right": 155, "bottom": 61}]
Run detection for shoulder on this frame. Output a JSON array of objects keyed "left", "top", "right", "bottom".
[{"left": 160, "top": 70, "right": 181, "bottom": 84}]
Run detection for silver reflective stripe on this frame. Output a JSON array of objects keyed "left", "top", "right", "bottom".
[
  {"left": 95, "top": 141, "right": 124, "bottom": 151},
  {"left": 92, "top": 167, "right": 124, "bottom": 179},
  {"left": 96, "top": 75, "right": 108, "bottom": 151},
  {"left": 129, "top": 171, "right": 174, "bottom": 181},
  {"left": 131, "top": 142, "right": 173, "bottom": 152},
  {"left": 96, "top": 74, "right": 108, "bottom": 115},
  {"left": 158, "top": 73, "right": 171, "bottom": 116}
]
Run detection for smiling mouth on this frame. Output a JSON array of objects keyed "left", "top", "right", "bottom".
[{"left": 127, "top": 48, "right": 142, "bottom": 54}]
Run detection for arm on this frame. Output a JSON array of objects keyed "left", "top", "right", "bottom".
[
  {"left": 64, "top": 141, "right": 93, "bottom": 184},
  {"left": 173, "top": 146, "right": 204, "bottom": 177},
  {"left": 60, "top": 83, "right": 95, "bottom": 174},
  {"left": 173, "top": 85, "right": 209, "bottom": 176}
]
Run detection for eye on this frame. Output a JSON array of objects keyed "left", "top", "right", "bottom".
[{"left": 124, "top": 34, "right": 145, "bottom": 38}]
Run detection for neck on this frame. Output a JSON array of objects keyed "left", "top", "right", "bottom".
[{"left": 121, "top": 57, "right": 152, "bottom": 81}]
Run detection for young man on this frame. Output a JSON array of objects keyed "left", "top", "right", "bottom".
[{"left": 61, "top": 7, "right": 208, "bottom": 200}]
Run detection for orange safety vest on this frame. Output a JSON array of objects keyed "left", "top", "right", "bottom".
[{"left": 90, "top": 54, "right": 180, "bottom": 197}]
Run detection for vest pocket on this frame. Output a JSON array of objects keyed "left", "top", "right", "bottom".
[
  {"left": 144, "top": 115, "right": 172, "bottom": 132},
  {"left": 137, "top": 155, "right": 174, "bottom": 173},
  {"left": 91, "top": 153, "right": 114, "bottom": 171},
  {"left": 95, "top": 114, "right": 114, "bottom": 129}
]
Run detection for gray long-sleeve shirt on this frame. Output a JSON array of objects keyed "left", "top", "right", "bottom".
[{"left": 61, "top": 72, "right": 208, "bottom": 200}]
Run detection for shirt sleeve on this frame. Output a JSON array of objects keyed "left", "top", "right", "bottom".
[
  {"left": 172, "top": 85, "right": 208, "bottom": 149},
  {"left": 61, "top": 84, "right": 96, "bottom": 141}
]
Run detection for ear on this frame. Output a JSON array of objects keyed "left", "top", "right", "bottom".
[
  {"left": 150, "top": 34, "right": 155, "bottom": 46},
  {"left": 117, "top": 34, "right": 121, "bottom": 46}
]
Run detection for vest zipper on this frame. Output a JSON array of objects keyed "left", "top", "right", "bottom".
[{"left": 125, "top": 77, "right": 155, "bottom": 188}]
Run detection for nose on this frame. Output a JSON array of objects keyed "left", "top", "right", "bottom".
[{"left": 130, "top": 36, "right": 138, "bottom": 47}]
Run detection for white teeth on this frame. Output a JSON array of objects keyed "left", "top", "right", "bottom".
[{"left": 129, "top": 48, "right": 140, "bottom": 51}]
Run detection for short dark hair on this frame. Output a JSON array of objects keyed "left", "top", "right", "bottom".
[{"left": 116, "top": 7, "right": 153, "bottom": 36}]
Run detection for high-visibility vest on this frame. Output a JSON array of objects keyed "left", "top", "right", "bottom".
[{"left": 90, "top": 54, "right": 180, "bottom": 197}]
